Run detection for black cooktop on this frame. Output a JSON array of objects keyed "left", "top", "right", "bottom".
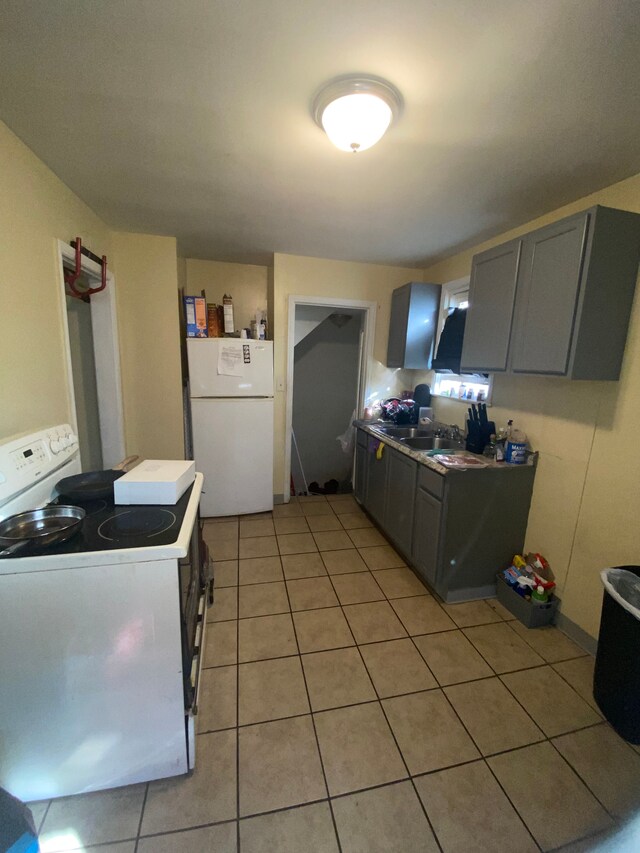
[{"left": 13, "top": 483, "right": 195, "bottom": 557}]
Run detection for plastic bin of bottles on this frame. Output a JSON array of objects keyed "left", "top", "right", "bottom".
[{"left": 495, "top": 573, "right": 559, "bottom": 627}]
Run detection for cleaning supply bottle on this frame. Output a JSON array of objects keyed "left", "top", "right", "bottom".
[
  {"left": 531, "top": 584, "right": 548, "bottom": 603},
  {"left": 483, "top": 434, "right": 497, "bottom": 459},
  {"left": 495, "top": 426, "right": 507, "bottom": 462},
  {"left": 505, "top": 420, "right": 528, "bottom": 464}
]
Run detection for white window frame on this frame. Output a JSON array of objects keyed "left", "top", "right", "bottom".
[{"left": 432, "top": 276, "right": 493, "bottom": 405}]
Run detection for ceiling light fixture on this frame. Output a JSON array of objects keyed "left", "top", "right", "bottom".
[{"left": 312, "top": 75, "right": 402, "bottom": 153}]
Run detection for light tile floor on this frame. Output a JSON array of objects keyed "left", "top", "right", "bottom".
[{"left": 34, "top": 494, "right": 640, "bottom": 852}]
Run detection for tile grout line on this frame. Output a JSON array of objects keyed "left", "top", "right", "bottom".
[
  {"left": 212, "top": 516, "right": 623, "bottom": 848},
  {"left": 36, "top": 800, "right": 52, "bottom": 836},
  {"left": 548, "top": 661, "right": 610, "bottom": 724},
  {"left": 347, "top": 507, "right": 545, "bottom": 850},
  {"left": 136, "top": 817, "right": 241, "bottom": 844},
  {"left": 401, "top": 588, "right": 601, "bottom": 849},
  {"left": 399, "top": 586, "right": 612, "bottom": 846},
  {"left": 376, "top": 570, "right": 545, "bottom": 851},
  {"left": 504, "top": 617, "right": 590, "bottom": 662},
  {"left": 481, "top": 758, "right": 544, "bottom": 852},
  {"left": 427, "top": 661, "right": 543, "bottom": 850},
  {"left": 133, "top": 782, "right": 149, "bottom": 852},
  {"left": 546, "top": 737, "right": 617, "bottom": 822},
  {"left": 321, "top": 567, "right": 446, "bottom": 853},
  {"left": 496, "top": 668, "right": 604, "bottom": 739},
  {"left": 206, "top": 702, "right": 605, "bottom": 757},
  {"left": 280, "top": 560, "right": 344, "bottom": 853},
  {"left": 546, "top": 825, "right": 616, "bottom": 853}
]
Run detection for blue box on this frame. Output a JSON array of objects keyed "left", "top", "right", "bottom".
[{"left": 183, "top": 295, "right": 208, "bottom": 338}]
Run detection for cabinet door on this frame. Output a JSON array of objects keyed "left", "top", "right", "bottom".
[
  {"left": 411, "top": 487, "right": 442, "bottom": 588},
  {"left": 386, "top": 286, "right": 410, "bottom": 367},
  {"left": 384, "top": 449, "right": 417, "bottom": 556},
  {"left": 511, "top": 212, "right": 590, "bottom": 375},
  {"left": 387, "top": 282, "right": 441, "bottom": 369},
  {"left": 355, "top": 442, "right": 367, "bottom": 504},
  {"left": 365, "top": 443, "right": 389, "bottom": 524},
  {"left": 460, "top": 239, "right": 522, "bottom": 372}
]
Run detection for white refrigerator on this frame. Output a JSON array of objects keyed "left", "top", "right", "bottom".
[{"left": 187, "top": 339, "right": 274, "bottom": 517}]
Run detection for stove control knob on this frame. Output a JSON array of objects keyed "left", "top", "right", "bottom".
[
  {"left": 50, "top": 439, "right": 61, "bottom": 454},
  {"left": 60, "top": 436, "right": 70, "bottom": 449},
  {"left": 68, "top": 433, "right": 78, "bottom": 446}
]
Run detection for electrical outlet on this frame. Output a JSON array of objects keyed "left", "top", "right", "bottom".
[{"left": 276, "top": 379, "right": 285, "bottom": 392}]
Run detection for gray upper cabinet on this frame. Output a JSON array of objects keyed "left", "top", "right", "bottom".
[
  {"left": 461, "top": 205, "right": 640, "bottom": 380},
  {"left": 510, "top": 212, "right": 589, "bottom": 375},
  {"left": 460, "top": 239, "right": 522, "bottom": 373},
  {"left": 387, "top": 282, "right": 441, "bottom": 369}
]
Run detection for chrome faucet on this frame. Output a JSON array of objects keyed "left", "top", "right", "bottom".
[
  {"left": 432, "top": 422, "right": 464, "bottom": 443},
  {"left": 447, "top": 424, "right": 463, "bottom": 442}
]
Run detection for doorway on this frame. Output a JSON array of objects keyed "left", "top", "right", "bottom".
[
  {"left": 284, "top": 296, "right": 376, "bottom": 498},
  {"left": 57, "top": 241, "right": 125, "bottom": 469},
  {"left": 65, "top": 295, "right": 103, "bottom": 469}
]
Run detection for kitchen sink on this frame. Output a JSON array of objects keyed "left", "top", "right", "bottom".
[
  {"left": 401, "top": 436, "right": 466, "bottom": 451},
  {"left": 374, "top": 426, "right": 431, "bottom": 438}
]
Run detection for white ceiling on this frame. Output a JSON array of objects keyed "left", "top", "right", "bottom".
[{"left": 1, "top": 0, "right": 639, "bottom": 267}]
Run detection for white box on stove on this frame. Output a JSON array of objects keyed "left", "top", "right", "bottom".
[{"left": 114, "top": 460, "right": 196, "bottom": 505}]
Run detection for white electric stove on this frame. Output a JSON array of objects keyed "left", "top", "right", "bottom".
[{"left": 0, "top": 425, "right": 208, "bottom": 802}]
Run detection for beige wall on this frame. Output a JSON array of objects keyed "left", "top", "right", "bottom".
[
  {"left": 185, "top": 258, "right": 268, "bottom": 334},
  {"left": 272, "top": 254, "right": 421, "bottom": 496},
  {"left": 0, "top": 120, "right": 112, "bottom": 441},
  {"left": 111, "top": 233, "right": 184, "bottom": 459},
  {"left": 422, "top": 173, "right": 640, "bottom": 640}
]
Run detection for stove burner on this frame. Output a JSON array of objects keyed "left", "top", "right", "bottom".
[
  {"left": 77, "top": 498, "right": 108, "bottom": 517},
  {"left": 52, "top": 496, "right": 108, "bottom": 517},
  {"left": 97, "top": 508, "right": 177, "bottom": 542}
]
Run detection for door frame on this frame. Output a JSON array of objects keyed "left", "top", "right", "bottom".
[
  {"left": 56, "top": 240, "right": 126, "bottom": 467},
  {"left": 283, "top": 294, "right": 377, "bottom": 501}
]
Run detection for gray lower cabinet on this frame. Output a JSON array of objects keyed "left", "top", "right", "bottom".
[
  {"left": 356, "top": 428, "right": 537, "bottom": 602},
  {"left": 461, "top": 205, "right": 640, "bottom": 380},
  {"left": 383, "top": 448, "right": 417, "bottom": 555},
  {"left": 412, "top": 487, "right": 442, "bottom": 588},
  {"left": 354, "top": 442, "right": 367, "bottom": 504},
  {"left": 364, "top": 440, "right": 388, "bottom": 526}
]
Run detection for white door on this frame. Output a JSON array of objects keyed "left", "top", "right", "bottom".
[
  {"left": 187, "top": 340, "right": 273, "bottom": 397},
  {"left": 191, "top": 398, "right": 274, "bottom": 516}
]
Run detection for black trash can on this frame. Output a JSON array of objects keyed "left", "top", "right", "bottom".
[{"left": 593, "top": 565, "right": 640, "bottom": 743}]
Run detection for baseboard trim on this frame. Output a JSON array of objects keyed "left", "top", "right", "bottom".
[{"left": 555, "top": 611, "right": 598, "bottom": 656}]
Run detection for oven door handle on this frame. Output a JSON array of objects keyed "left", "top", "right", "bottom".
[{"left": 188, "top": 591, "right": 207, "bottom": 715}]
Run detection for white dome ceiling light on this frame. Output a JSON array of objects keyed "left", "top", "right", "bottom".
[{"left": 312, "top": 75, "right": 402, "bottom": 153}]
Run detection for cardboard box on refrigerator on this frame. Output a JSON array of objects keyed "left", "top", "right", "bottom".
[
  {"left": 183, "top": 295, "right": 208, "bottom": 338},
  {"left": 114, "top": 460, "right": 196, "bottom": 505}
]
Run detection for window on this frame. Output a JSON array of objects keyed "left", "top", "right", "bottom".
[{"left": 432, "top": 276, "right": 493, "bottom": 404}]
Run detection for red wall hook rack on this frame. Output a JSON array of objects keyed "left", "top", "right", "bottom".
[{"left": 64, "top": 237, "right": 107, "bottom": 302}]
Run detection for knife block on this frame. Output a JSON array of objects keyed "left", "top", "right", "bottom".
[{"left": 465, "top": 421, "right": 496, "bottom": 455}]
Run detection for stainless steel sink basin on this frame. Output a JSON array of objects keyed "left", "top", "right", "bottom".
[
  {"left": 401, "top": 436, "right": 466, "bottom": 451},
  {"left": 375, "top": 427, "right": 431, "bottom": 438}
]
